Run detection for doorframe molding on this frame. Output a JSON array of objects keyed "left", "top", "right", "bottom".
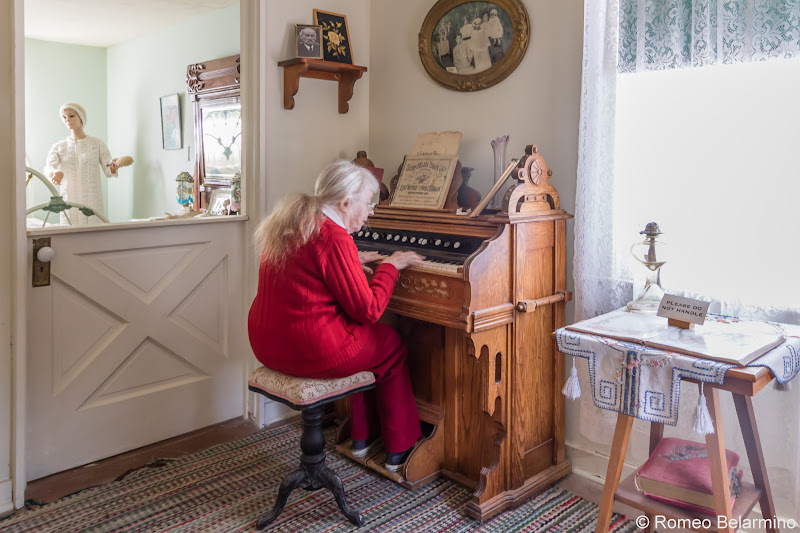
[
  {"left": 10, "top": 0, "right": 267, "bottom": 508},
  {"left": 240, "top": 0, "right": 269, "bottom": 426},
  {"left": 12, "top": 0, "right": 27, "bottom": 509}
]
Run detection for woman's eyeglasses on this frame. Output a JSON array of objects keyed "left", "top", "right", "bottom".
[{"left": 367, "top": 202, "right": 377, "bottom": 210}]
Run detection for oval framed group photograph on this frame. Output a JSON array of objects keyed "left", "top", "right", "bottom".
[{"left": 418, "top": 0, "right": 530, "bottom": 92}]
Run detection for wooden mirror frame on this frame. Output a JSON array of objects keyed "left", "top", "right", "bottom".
[
  {"left": 186, "top": 54, "right": 241, "bottom": 210},
  {"left": 418, "top": 0, "right": 530, "bottom": 92}
]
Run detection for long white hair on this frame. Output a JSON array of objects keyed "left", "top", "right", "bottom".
[{"left": 253, "top": 160, "right": 377, "bottom": 267}]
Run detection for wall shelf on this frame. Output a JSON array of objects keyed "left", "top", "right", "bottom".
[{"left": 278, "top": 58, "right": 367, "bottom": 114}]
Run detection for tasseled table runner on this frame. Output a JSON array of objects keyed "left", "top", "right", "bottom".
[{"left": 556, "top": 315, "right": 800, "bottom": 434}]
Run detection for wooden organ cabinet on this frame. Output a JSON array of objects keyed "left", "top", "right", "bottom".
[{"left": 336, "top": 145, "right": 573, "bottom": 520}]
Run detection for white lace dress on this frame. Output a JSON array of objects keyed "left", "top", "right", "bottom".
[{"left": 44, "top": 136, "right": 117, "bottom": 225}]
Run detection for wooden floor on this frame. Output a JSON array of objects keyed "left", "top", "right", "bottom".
[
  {"left": 24, "top": 417, "right": 690, "bottom": 531},
  {"left": 25, "top": 416, "right": 262, "bottom": 504}
]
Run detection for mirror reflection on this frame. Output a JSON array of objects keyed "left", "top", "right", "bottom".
[
  {"left": 24, "top": 0, "right": 241, "bottom": 228},
  {"left": 202, "top": 104, "right": 242, "bottom": 182}
]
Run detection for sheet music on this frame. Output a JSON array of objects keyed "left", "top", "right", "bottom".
[{"left": 412, "top": 131, "right": 462, "bottom": 157}]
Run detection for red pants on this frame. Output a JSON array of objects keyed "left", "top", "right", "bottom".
[{"left": 316, "top": 323, "right": 421, "bottom": 453}]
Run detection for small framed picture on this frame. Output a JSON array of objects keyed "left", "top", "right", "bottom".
[
  {"left": 159, "top": 94, "right": 182, "bottom": 150},
  {"left": 207, "top": 189, "right": 232, "bottom": 215},
  {"left": 295, "top": 24, "right": 323, "bottom": 59},
  {"left": 313, "top": 9, "right": 353, "bottom": 64}
]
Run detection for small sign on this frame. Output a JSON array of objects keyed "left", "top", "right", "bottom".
[{"left": 657, "top": 294, "right": 711, "bottom": 326}]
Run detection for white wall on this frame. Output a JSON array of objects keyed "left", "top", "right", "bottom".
[
  {"left": 263, "top": 1, "right": 371, "bottom": 208},
  {"left": 251, "top": 0, "right": 371, "bottom": 422},
  {"left": 369, "top": 0, "right": 582, "bottom": 321},
  {"left": 0, "top": 0, "right": 15, "bottom": 515},
  {"left": 107, "top": 4, "right": 241, "bottom": 222}
]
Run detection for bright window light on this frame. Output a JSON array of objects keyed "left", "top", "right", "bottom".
[{"left": 614, "top": 58, "right": 800, "bottom": 309}]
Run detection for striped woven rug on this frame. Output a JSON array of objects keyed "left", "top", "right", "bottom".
[{"left": 1, "top": 421, "right": 635, "bottom": 532}]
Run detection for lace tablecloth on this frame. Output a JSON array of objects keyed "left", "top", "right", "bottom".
[{"left": 556, "top": 315, "right": 800, "bottom": 426}]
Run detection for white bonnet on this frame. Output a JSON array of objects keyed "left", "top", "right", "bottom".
[{"left": 59, "top": 103, "right": 87, "bottom": 126}]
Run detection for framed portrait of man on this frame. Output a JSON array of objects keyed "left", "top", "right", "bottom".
[{"left": 295, "top": 24, "right": 323, "bottom": 59}]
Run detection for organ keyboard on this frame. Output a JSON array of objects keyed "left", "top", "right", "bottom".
[
  {"left": 337, "top": 145, "right": 573, "bottom": 521},
  {"left": 354, "top": 227, "right": 479, "bottom": 276}
]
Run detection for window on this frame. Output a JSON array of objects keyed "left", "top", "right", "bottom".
[{"left": 613, "top": 58, "right": 800, "bottom": 309}]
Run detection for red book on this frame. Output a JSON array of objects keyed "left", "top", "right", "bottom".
[{"left": 634, "top": 438, "right": 743, "bottom": 515}]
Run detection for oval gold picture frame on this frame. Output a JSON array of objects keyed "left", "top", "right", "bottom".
[{"left": 418, "top": 0, "right": 530, "bottom": 92}]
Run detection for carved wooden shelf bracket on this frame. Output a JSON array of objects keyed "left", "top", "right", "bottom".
[{"left": 278, "top": 58, "right": 367, "bottom": 114}]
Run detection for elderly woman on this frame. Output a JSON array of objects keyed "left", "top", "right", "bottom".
[
  {"left": 248, "top": 160, "right": 424, "bottom": 471},
  {"left": 44, "top": 103, "right": 119, "bottom": 225}
]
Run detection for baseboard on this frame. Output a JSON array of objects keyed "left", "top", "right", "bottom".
[
  {"left": 258, "top": 396, "right": 296, "bottom": 427},
  {"left": 565, "top": 440, "right": 638, "bottom": 483},
  {"left": 0, "top": 479, "right": 13, "bottom": 515}
]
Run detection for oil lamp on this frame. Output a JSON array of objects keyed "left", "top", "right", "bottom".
[{"left": 627, "top": 222, "right": 667, "bottom": 313}]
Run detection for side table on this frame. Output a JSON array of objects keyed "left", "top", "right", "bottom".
[{"left": 595, "top": 365, "right": 778, "bottom": 533}]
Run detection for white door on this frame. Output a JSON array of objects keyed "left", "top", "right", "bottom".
[{"left": 26, "top": 221, "right": 246, "bottom": 480}]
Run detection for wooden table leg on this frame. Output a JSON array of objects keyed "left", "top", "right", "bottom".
[
  {"left": 704, "top": 386, "right": 734, "bottom": 533},
  {"left": 648, "top": 421, "right": 663, "bottom": 455},
  {"left": 643, "top": 422, "right": 664, "bottom": 533},
  {"left": 595, "top": 413, "right": 634, "bottom": 533},
  {"left": 733, "top": 393, "right": 778, "bottom": 533}
]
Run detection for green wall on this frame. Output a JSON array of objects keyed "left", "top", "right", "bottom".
[
  {"left": 24, "top": 3, "right": 240, "bottom": 223},
  {"left": 24, "top": 39, "right": 108, "bottom": 219},
  {"left": 107, "top": 3, "right": 240, "bottom": 221}
]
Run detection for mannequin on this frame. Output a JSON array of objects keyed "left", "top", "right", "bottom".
[{"left": 44, "top": 103, "right": 119, "bottom": 225}]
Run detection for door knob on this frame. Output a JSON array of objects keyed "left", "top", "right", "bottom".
[
  {"left": 37, "top": 246, "right": 55, "bottom": 263},
  {"left": 32, "top": 238, "right": 52, "bottom": 287}
]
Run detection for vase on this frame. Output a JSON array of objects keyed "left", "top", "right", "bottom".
[
  {"left": 353, "top": 150, "right": 389, "bottom": 203},
  {"left": 488, "top": 135, "right": 509, "bottom": 210},
  {"left": 457, "top": 167, "right": 481, "bottom": 210}
]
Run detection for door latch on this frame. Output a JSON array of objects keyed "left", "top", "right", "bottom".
[{"left": 32, "top": 237, "right": 53, "bottom": 287}]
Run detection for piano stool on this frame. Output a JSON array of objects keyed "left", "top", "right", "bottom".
[{"left": 247, "top": 366, "right": 377, "bottom": 529}]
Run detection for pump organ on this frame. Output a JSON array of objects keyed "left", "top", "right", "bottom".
[{"left": 337, "top": 145, "right": 573, "bottom": 520}]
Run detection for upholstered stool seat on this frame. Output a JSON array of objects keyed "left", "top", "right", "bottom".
[{"left": 248, "top": 366, "right": 376, "bottom": 529}]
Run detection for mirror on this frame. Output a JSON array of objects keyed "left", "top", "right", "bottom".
[
  {"left": 23, "top": 0, "right": 241, "bottom": 228},
  {"left": 186, "top": 55, "right": 241, "bottom": 211}
]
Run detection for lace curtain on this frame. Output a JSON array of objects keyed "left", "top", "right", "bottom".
[
  {"left": 575, "top": 0, "right": 800, "bottom": 321},
  {"left": 574, "top": 0, "right": 628, "bottom": 321},
  {"left": 619, "top": 0, "right": 800, "bottom": 73},
  {"left": 574, "top": 1, "right": 800, "bottom": 519}
]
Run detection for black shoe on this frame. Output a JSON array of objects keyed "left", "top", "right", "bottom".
[
  {"left": 385, "top": 447, "right": 412, "bottom": 472},
  {"left": 351, "top": 438, "right": 379, "bottom": 458}
]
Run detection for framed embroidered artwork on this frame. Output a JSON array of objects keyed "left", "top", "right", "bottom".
[{"left": 313, "top": 9, "right": 353, "bottom": 64}]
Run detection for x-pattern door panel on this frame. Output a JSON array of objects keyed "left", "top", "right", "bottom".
[{"left": 27, "top": 222, "right": 245, "bottom": 480}]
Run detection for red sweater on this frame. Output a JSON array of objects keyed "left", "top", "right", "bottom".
[{"left": 248, "top": 218, "right": 399, "bottom": 373}]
